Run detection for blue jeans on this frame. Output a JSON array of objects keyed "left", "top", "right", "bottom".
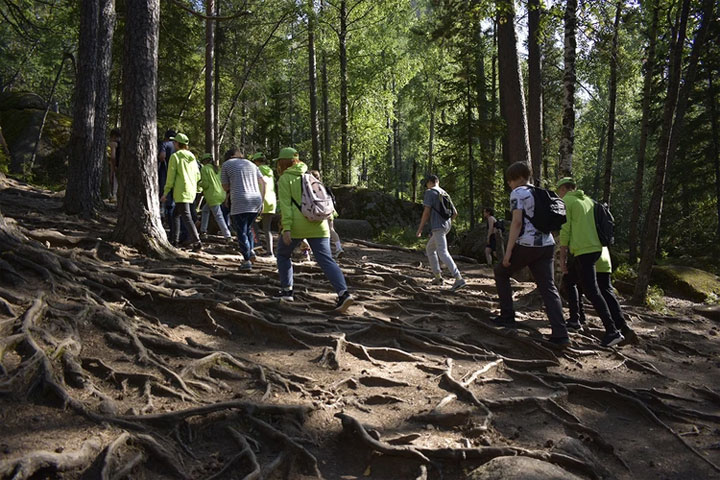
[
  {"left": 231, "top": 212, "right": 259, "bottom": 260},
  {"left": 201, "top": 204, "right": 231, "bottom": 237},
  {"left": 277, "top": 237, "right": 347, "bottom": 295}
]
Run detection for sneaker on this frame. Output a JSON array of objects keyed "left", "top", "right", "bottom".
[
  {"left": 239, "top": 261, "right": 252, "bottom": 271},
  {"left": 547, "top": 336, "right": 570, "bottom": 349},
  {"left": 192, "top": 242, "right": 203, "bottom": 252},
  {"left": 491, "top": 316, "right": 517, "bottom": 328},
  {"left": 430, "top": 276, "right": 444, "bottom": 286},
  {"left": 334, "top": 249, "right": 344, "bottom": 260},
  {"left": 199, "top": 232, "right": 208, "bottom": 240},
  {"left": 334, "top": 291, "right": 354, "bottom": 313},
  {"left": 274, "top": 289, "right": 294, "bottom": 302},
  {"left": 601, "top": 331, "right": 624, "bottom": 348},
  {"left": 566, "top": 322, "right": 585, "bottom": 332},
  {"left": 225, "top": 236, "right": 234, "bottom": 244},
  {"left": 450, "top": 278, "right": 467, "bottom": 292},
  {"left": 619, "top": 326, "right": 639, "bottom": 345}
]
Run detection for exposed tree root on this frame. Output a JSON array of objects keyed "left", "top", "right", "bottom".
[{"left": 0, "top": 439, "right": 102, "bottom": 480}]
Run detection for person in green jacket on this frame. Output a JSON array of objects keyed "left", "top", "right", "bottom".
[
  {"left": 160, "top": 133, "right": 202, "bottom": 251},
  {"left": 252, "top": 152, "right": 277, "bottom": 257},
  {"left": 198, "top": 153, "right": 231, "bottom": 241},
  {"left": 557, "top": 178, "right": 636, "bottom": 347},
  {"left": 273, "top": 147, "right": 353, "bottom": 313}
]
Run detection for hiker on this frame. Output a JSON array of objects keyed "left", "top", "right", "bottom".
[
  {"left": 274, "top": 147, "right": 353, "bottom": 312},
  {"left": 108, "top": 128, "right": 121, "bottom": 201},
  {"left": 252, "top": 152, "right": 277, "bottom": 257},
  {"left": 221, "top": 147, "right": 265, "bottom": 270},
  {"left": 198, "top": 153, "right": 232, "bottom": 241},
  {"left": 556, "top": 177, "right": 637, "bottom": 347},
  {"left": 416, "top": 175, "right": 466, "bottom": 291},
  {"left": 483, "top": 207, "right": 498, "bottom": 266},
  {"left": 160, "top": 133, "right": 202, "bottom": 251},
  {"left": 492, "top": 162, "right": 568, "bottom": 347},
  {"left": 310, "top": 170, "right": 344, "bottom": 259}
]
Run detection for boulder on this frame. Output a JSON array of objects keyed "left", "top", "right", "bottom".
[
  {"left": 0, "top": 91, "right": 46, "bottom": 111},
  {"left": 333, "top": 218, "right": 373, "bottom": 240},
  {"left": 332, "top": 186, "right": 423, "bottom": 234},
  {"left": 467, "top": 456, "right": 583, "bottom": 480},
  {"left": 651, "top": 265, "right": 720, "bottom": 302}
]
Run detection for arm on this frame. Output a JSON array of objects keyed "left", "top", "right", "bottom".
[
  {"left": 558, "top": 204, "right": 571, "bottom": 273},
  {"left": 257, "top": 170, "right": 266, "bottom": 209},
  {"left": 161, "top": 154, "right": 176, "bottom": 201},
  {"left": 502, "top": 209, "right": 523, "bottom": 267},
  {"left": 417, "top": 206, "right": 431, "bottom": 237},
  {"left": 278, "top": 175, "right": 293, "bottom": 233},
  {"left": 221, "top": 164, "right": 231, "bottom": 192},
  {"left": 109, "top": 141, "right": 118, "bottom": 172},
  {"left": 158, "top": 148, "right": 166, "bottom": 165},
  {"left": 486, "top": 217, "right": 495, "bottom": 242}
]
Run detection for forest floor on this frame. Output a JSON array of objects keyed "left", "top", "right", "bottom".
[{"left": 1, "top": 176, "right": 719, "bottom": 480}]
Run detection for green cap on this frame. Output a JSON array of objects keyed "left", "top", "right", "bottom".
[
  {"left": 556, "top": 177, "right": 575, "bottom": 189},
  {"left": 274, "top": 147, "right": 298, "bottom": 161},
  {"left": 200, "top": 153, "right": 213, "bottom": 161},
  {"left": 170, "top": 132, "right": 189, "bottom": 145},
  {"left": 251, "top": 152, "right": 266, "bottom": 161}
]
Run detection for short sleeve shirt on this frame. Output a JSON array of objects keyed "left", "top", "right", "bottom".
[
  {"left": 423, "top": 186, "right": 452, "bottom": 231},
  {"left": 510, "top": 186, "right": 554, "bottom": 247},
  {"left": 220, "top": 158, "right": 264, "bottom": 215}
]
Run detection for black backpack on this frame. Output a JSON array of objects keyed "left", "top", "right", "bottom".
[
  {"left": 432, "top": 191, "right": 454, "bottom": 220},
  {"left": 594, "top": 200, "right": 615, "bottom": 246},
  {"left": 526, "top": 186, "right": 567, "bottom": 234}
]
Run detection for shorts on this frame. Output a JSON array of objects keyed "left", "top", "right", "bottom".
[{"left": 486, "top": 234, "right": 497, "bottom": 251}]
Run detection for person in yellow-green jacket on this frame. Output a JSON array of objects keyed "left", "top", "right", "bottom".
[
  {"left": 252, "top": 152, "right": 277, "bottom": 257},
  {"left": 557, "top": 178, "right": 637, "bottom": 347},
  {"left": 273, "top": 147, "right": 353, "bottom": 313},
  {"left": 198, "top": 153, "right": 232, "bottom": 241},
  {"left": 160, "top": 133, "right": 202, "bottom": 251}
]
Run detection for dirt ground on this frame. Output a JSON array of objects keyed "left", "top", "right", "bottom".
[{"left": 1, "top": 177, "right": 719, "bottom": 480}]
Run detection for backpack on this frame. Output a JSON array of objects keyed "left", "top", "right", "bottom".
[
  {"left": 494, "top": 218, "right": 505, "bottom": 233},
  {"left": 291, "top": 174, "right": 335, "bottom": 222},
  {"left": 594, "top": 200, "right": 615, "bottom": 246},
  {"left": 525, "top": 186, "right": 567, "bottom": 234},
  {"left": 432, "top": 191, "right": 455, "bottom": 220}
]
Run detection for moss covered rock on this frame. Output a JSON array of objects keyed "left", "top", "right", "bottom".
[
  {"left": 0, "top": 91, "right": 46, "bottom": 111},
  {"left": 332, "top": 186, "right": 423, "bottom": 234},
  {"left": 651, "top": 265, "right": 720, "bottom": 302}
]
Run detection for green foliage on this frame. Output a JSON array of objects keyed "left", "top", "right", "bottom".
[
  {"left": 645, "top": 285, "right": 667, "bottom": 312},
  {"left": 375, "top": 226, "right": 425, "bottom": 250}
]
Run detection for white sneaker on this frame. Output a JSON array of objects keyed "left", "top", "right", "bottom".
[{"left": 450, "top": 278, "right": 466, "bottom": 292}]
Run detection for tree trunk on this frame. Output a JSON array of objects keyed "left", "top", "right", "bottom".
[
  {"left": 467, "top": 70, "right": 476, "bottom": 229},
  {"left": 214, "top": 0, "right": 220, "bottom": 162},
  {"left": 64, "top": 0, "right": 100, "bottom": 217},
  {"left": 113, "top": 0, "right": 168, "bottom": 255},
  {"left": 593, "top": 124, "right": 606, "bottom": 198},
  {"left": 709, "top": 70, "right": 720, "bottom": 238},
  {"left": 428, "top": 100, "right": 435, "bottom": 176},
  {"left": 633, "top": 0, "right": 703, "bottom": 304},
  {"left": 490, "top": 21, "right": 497, "bottom": 193},
  {"left": 321, "top": 51, "right": 331, "bottom": 176},
  {"left": 411, "top": 156, "right": 417, "bottom": 203},
  {"left": 308, "top": 4, "right": 321, "bottom": 171},
  {"left": 527, "top": 0, "right": 543, "bottom": 185},
  {"left": 628, "top": 0, "right": 659, "bottom": 264},
  {"left": 497, "top": 0, "right": 530, "bottom": 168},
  {"left": 205, "top": 0, "right": 215, "bottom": 155},
  {"left": 602, "top": 1, "right": 622, "bottom": 206},
  {"left": 339, "top": 0, "right": 350, "bottom": 184},
  {"left": 475, "top": 28, "right": 491, "bottom": 208},
  {"left": 558, "top": 0, "right": 577, "bottom": 177},
  {"left": 393, "top": 95, "right": 400, "bottom": 199}
]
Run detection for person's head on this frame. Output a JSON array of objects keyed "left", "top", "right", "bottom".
[
  {"left": 170, "top": 132, "right": 189, "bottom": 150},
  {"left": 556, "top": 177, "right": 577, "bottom": 198},
  {"left": 310, "top": 170, "right": 322, "bottom": 181},
  {"left": 483, "top": 207, "right": 494, "bottom": 218},
  {"left": 200, "top": 153, "right": 213, "bottom": 164},
  {"left": 275, "top": 147, "right": 299, "bottom": 175},
  {"left": 505, "top": 162, "right": 531, "bottom": 190},
  {"left": 164, "top": 129, "right": 176, "bottom": 141},
  {"left": 251, "top": 152, "right": 267, "bottom": 165},
  {"left": 110, "top": 128, "right": 121, "bottom": 140},
  {"left": 425, "top": 174, "right": 439, "bottom": 189},
  {"left": 224, "top": 146, "right": 243, "bottom": 161}
]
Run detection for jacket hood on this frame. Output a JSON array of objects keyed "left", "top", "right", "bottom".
[
  {"left": 284, "top": 161, "right": 307, "bottom": 177},
  {"left": 567, "top": 189, "right": 587, "bottom": 200}
]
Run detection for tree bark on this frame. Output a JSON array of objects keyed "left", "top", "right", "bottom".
[
  {"left": 467, "top": 70, "right": 476, "bottom": 229},
  {"left": 428, "top": 101, "right": 435, "bottom": 177},
  {"left": 112, "top": 0, "right": 168, "bottom": 255},
  {"left": 475, "top": 28, "right": 491, "bottom": 208},
  {"left": 393, "top": 94, "right": 401, "bottom": 199},
  {"left": 214, "top": 0, "right": 220, "bottom": 162},
  {"left": 205, "top": 0, "right": 215, "bottom": 155},
  {"left": 321, "top": 51, "right": 331, "bottom": 176},
  {"left": 709, "top": 70, "right": 720, "bottom": 238},
  {"left": 558, "top": 0, "right": 577, "bottom": 177},
  {"left": 308, "top": 4, "right": 321, "bottom": 171},
  {"left": 64, "top": 0, "right": 100, "bottom": 217},
  {"left": 497, "top": 0, "right": 530, "bottom": 168},
  {"left": 633, "top": 0, "right": 700, "bottom": 304},
  {"left": 339, "top": 0, "right": 350, "bottom": 184},
  {"left": 602, "top": 1, "right": 622, "bottom": 206},
  {"left": 527, "top": 0, "right": 543, "bottom": 185},
  {"left": 628, "top": 0, "right": 659, "bottom": 265}
]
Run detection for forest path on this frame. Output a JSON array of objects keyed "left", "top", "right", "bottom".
[{"left": 0, "top": 177, "right": 719, "bottom": 480}]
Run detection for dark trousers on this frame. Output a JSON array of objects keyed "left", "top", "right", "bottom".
[
  {"left": 494, "top": 244, "right": 567, "bottom": 339},
  {"left": 173, "top": 202, "right": 200, "bottom": 245},
  {"left": 564, "top": 257, "right": 584, "bottom": 324},
  {"left": 574, "top": 252, "right": 619, "bottom": 335}
]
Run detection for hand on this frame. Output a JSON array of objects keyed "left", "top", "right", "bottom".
[
  {"left": 561, "top": 262, "right": 569, "bottom": 275},
  {"left": 160, "top": 195, "right": 166, "bottom": 203},
  {"left": 282, "top": 231, "right": 292, "bottom": 246},
  {"left": 416, "top": 230, "right": 422, "bottom": 238},
  {"left": 502, "top": 254, "right": 512, "bottom": 268}
]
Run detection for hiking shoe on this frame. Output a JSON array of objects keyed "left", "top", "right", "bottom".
[
  {"left": 334, "top": 249, "right": 344, "bottom": 260},
  {"left": 601, "top": 331, "right": 624, "bottom": 348},
  {"left": 491, "top": 316, "right": 517, "bottom": 328},
  {"left": 334, "top": 291, "right": 354, "bottom": 313},
  {"left": 619, "top": 326, "right": 639, "bottom": 345},
  {"left": 274, "top": 289, "right": 294, "bottom": 302},
  {"left": 192, "top": 242, "right": 203, "bottom": 252},
  {"left": 199, "top": 232, "right": 208, "bottom": 240},
  {"left": 566, "top": 322, "right": 585, "bottom": 332},
  {"left": 239, "top": 261, "right": 252, "bottom": 271},
  {"left": 547, "top": 336, "right": 570, "bottom": 349},
  {"left": 430, "top": 276, "right": 444, "bottom": 286},
  {"left": 224, "top": 236, "right": 234, "bottom": 244},
  {"left": 450, "top": 278, "right": 467, "bottom": 292}
]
